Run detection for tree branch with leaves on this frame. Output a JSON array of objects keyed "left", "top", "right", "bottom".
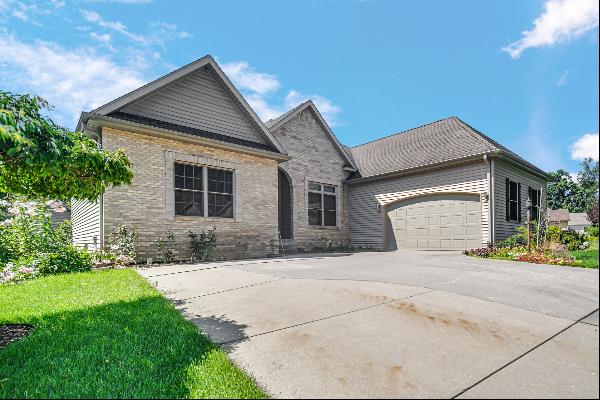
[{"left": 0, "top": 91, "right": 133, "bottom": 201}]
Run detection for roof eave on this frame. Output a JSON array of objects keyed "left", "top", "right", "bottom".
[
  {"left": 82, "top": 112, "right": 291, "bottom": 162},
  {"left": 345, "top": 153, "right": 492, "bottom": 185},
  {"left": 491, "top": 151, "right": 550, "bottom": 181}
]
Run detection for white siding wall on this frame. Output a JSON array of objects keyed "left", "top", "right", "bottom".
[
  {"left": 348, "top": 162, "right": 490, "bottom": 249},
  {"left": 493, "top": 160, "right": 547, "bottom": 242},
  {"left": 71, "top": 199, "right": 101, "bottom": 250},
  {"left": 122, "top": 68, "right": 267, "bottom": 145}
]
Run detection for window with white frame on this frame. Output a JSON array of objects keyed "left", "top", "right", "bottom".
[
  {"left": 174, "top": 162, "right": 234, "bottom": 218},
  {"left": 308, "top": 182, "right": 337, "bottom": 226}
]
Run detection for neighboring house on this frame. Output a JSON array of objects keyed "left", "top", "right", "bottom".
[
  {"left": 50, "top": 207, "right": 71, "bottom": 228},
  {"left": 548, "top": 209, "right": 570, "bottom": 229},
  {"left": 568, "top": 213, "right": 592, "bottom": 233},
  {"left": 73, "top": 55, "right": 549, "bottom": 258}
]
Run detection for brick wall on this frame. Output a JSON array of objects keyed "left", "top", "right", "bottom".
[
  {"left": 101, "top": 127, "right": 280, "bottom": 260},
  {"left": 270, "top": 109, "right": 350, "bottom": 250}
]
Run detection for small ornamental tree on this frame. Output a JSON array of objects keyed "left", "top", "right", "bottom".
[{"left": 0, "top": 91, "right": 133, "bottom": 201}]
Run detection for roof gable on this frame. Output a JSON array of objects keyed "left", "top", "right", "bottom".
[
  {"left": 266, "top": 101, "right": 356, "bottom": 170},
  {"left": 89, "top": 55, "right": 286, "bottom": 154}
]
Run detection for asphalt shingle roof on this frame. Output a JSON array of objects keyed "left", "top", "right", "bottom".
[
  {"left": 347, "top": 116, "right": 544, "bottom": 180},
  {"left": 548, "top": 209, "right": 571, "bottom": 222},
  {"left": 568, "top": 212, "right": 591, "bottom": 226}
]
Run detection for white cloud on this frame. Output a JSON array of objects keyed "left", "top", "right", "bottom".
[
  {"left": 87, "top": 0, "right": 153, "bottom": 3},
  {"left": 502, "top": 0, "right": 599, "bottom": 59},
  {"left": 284, "top": 90, "right": 342, "bottom": 126},
  {"left": 570, "top": 132, "right": 599, "bottom": 160},
  {"left": 220, "top": 60, "right": 342, "bottom": 126},
  {"left": 221, "top": 61, "right": 281, "bottom": 95},
  {"left": 90, "top": 32, "right": 112, "bottom": 44},
  {"left": 0, "top": 34, "right": 146, "bottom": 127},
  {"left": 81, "top": 9, "right": 150, "bottom": 44},
  {"left": 556, "top": 70, "right": 570, "bottom": 86},
  {"left": 245, "top": 93, "right": 283, "bottom": 122},
  {"left": 81, "top": 10, "right": 191, "bottom": 48},
  {"left": 4, "top": 1, "right": 43, "bottom": 23}
]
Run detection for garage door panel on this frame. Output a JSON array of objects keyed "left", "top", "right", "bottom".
[
  {"left": 467, "top": 201, "right": 480, "bottom": 212},
  {"left": 428, "top": 215, "right": 440, "bottom": 225},
  {"left": 452, "top": 226, "right": 466, "bottom": 236},
  {"left": 386, "top": 194, "right": 481, "bottom": 250},
  {"left": 466, "top": 213, "right": 480, "bottom": 224},
  {"left": 466, "top": 226, "right": 480, "bottom": 236},
  {"left": 428, "top": 226, "right": 441, "bottom": 237},
  {"left": 440, "top": 226, "right": 452, "bottom": 239}
]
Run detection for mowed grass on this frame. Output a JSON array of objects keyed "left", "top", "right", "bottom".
[
  {"left": 0, "top": 269, "right": 266, "bottom": 399},
  {"left": 571, "top": 239, "right": 599, "bottom": 269}
]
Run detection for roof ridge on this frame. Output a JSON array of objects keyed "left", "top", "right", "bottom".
[
  {"left": 265, "top": 101, "right": 311, "bottom": 126},
  {"left": 351, "top": 116, "right": 458, "bottom": 149}
]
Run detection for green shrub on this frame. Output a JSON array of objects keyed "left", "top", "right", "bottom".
[
  {"left": 497, "top": 226, "right": 528, "bottom": 248},
  {"left": 155, "top": 227, "right": 176, "bottom": 263},
  {"left": 32, "top": 245, "right": 93, "bottom": 275},
  {"left": 1, "top": 199, "right": 93, "bottom": 284},
  {"left": 560, "top": 229, "right": 587, "bottom": 251},
  {"left": 547, "top": 225, "right": 562, "bottom": 243},
  {"left": 584, "top": 226, "right": 599, "bottom": 239},
  {"left": 188, "top": 227, "right": 217, "bottom": 262},
  {"left": 107, "top": 224, "right": 137, "bottom": 259}
]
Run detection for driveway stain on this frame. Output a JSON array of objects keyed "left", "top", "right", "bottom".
[{"left": 387, "top": 301, "right": 504, "bottom": 340}]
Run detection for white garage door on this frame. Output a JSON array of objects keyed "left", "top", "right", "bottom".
[{"left": 385, "top": 193, "right": 481, "bottom": 250}]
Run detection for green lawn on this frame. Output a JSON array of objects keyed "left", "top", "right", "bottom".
[
  {"left": 0, "top": 269, "right": 267, "bottom": 399},
  {"left": 571, "top": 239, "right": 599, "bottom": 269}
]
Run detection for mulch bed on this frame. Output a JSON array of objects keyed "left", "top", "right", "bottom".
[{"left": 0, "top": 324, "right": 34, "bottom": 348}]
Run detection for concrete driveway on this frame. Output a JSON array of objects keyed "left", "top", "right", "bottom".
[{"left": 138, "top": 251, "right": 599, "bottom": 398}]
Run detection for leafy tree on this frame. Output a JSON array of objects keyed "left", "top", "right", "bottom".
[
  {"left": 578, "top": 158, "right": 599, "bottom": 210},
  {"left": 0, "top": 91, "right": 133, "bottom": 201},
  {"left": 588, "top": 199, "right": 599, "bottom": 226},
  {"left": 547, "top": 158, "right": 599, "bottom": 214},
  {"left": 547, "top": 169, "right": 588, "bottom": 212}
]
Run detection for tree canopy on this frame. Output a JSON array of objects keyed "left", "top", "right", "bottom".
[
  {"left": 0, "top": 91, "right": 133, "bottom": 201},
  {"left": 547, "top": 158, "right": 599, "bottom": 214}
]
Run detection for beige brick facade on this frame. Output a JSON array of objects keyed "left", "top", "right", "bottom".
[
  {"left": 101, "top": 127, "right": 280, "bottom": 260},
  {"left": 270, "top": 109, "right": 351, "bottom": 250}
]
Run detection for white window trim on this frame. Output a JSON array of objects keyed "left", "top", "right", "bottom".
[
  {"left": 306, "top": 179, "right": 340, "bottom": 228},
  {"left": 165, "top": 151, "right": 242, "bottom": 222}
]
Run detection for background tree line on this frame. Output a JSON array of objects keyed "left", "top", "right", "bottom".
[{"left": 547, "top": 158, "right": 599, "bottom": 225}]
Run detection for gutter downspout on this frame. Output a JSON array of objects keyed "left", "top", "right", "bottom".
[{"left": 483, "top": 155, "right": 495, "bottom": 246}]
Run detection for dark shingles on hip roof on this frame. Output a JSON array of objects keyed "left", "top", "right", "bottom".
[{"left": 347, "top": 116, "right": 545, "bottom": 180}]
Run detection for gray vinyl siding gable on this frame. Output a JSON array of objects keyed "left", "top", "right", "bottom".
[
  {"left": 493, "top": 160, "right": 547, "bottom": 243},
  {"left": 71, "top": 199, "right": 101, "bottom": 250},
  {"left": 348, "top": 162, "right": 490, "bottom": 249},
  {"left": 122, "top": 69, "right": 268, "bottom": 145}
]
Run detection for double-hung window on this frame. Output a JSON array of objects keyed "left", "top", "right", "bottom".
[
  {"left": 308, "top": 182, "right": 337, "bottom": 227},
  {"left": 505, "top": 178, "right": 521, "bottom": 222},
  {"left": 174, "top": 162, "right": 234, "bottom": 218},
  {"left": 529, "top": 187, "right": 541, "bottom": 221}
]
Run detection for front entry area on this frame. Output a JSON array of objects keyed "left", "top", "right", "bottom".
[
  {"left": 385, "top": 193, "right": 481, "bottom": 250},
  {"left": 278, "top": 168, "right": 293, "bottom": 239}
]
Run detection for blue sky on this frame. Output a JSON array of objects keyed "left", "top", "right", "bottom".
[{"left": 1, "top": 0, "right": 598, "bottom": 174}]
